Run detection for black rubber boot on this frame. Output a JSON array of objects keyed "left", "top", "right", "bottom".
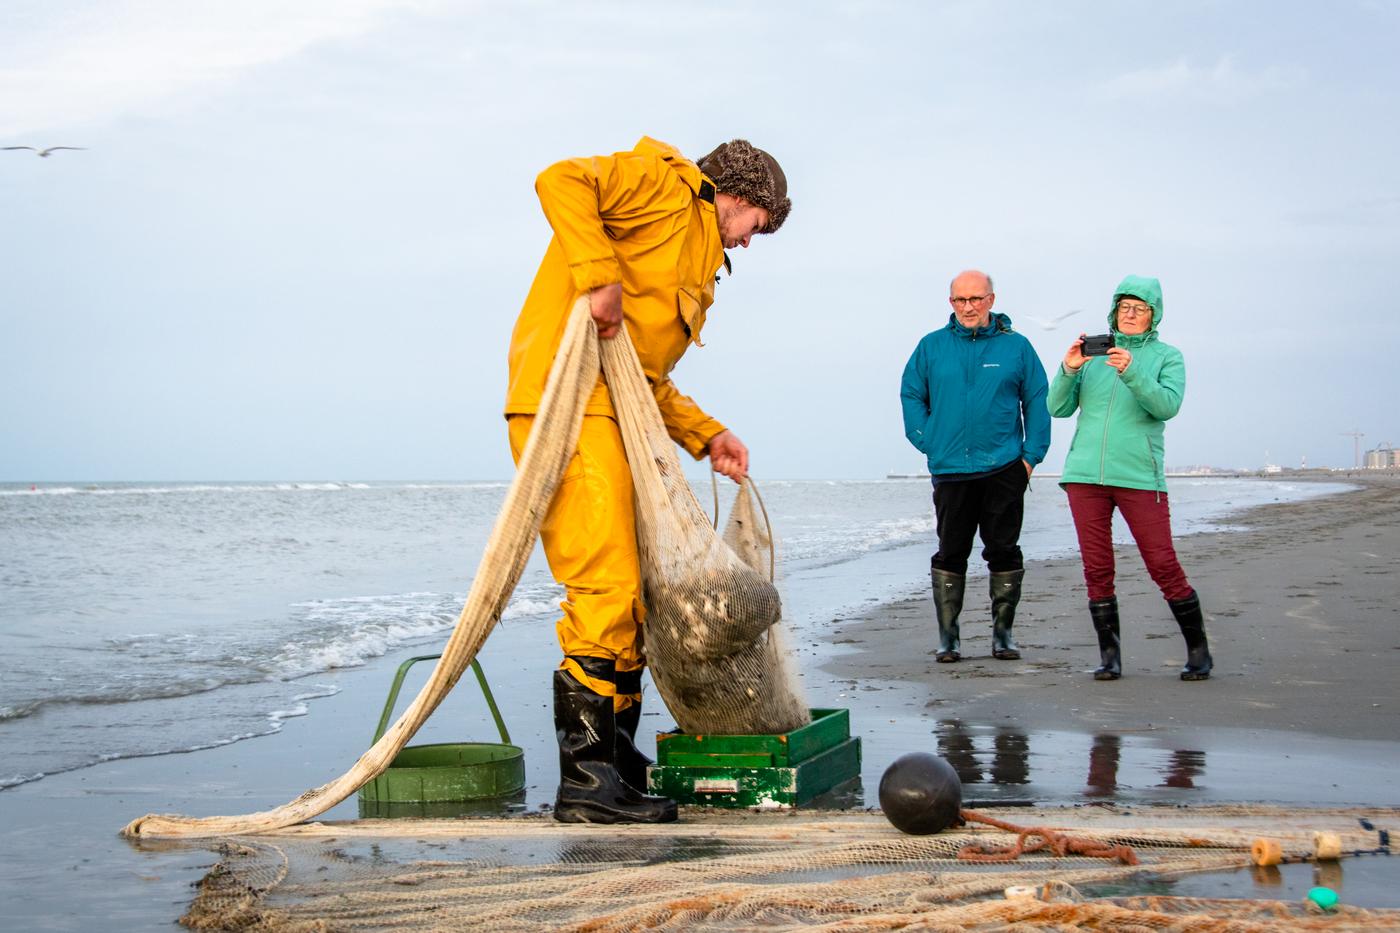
[
  {"left": 931, "top": 565, "right": 965, "bottom": 663},
  {"left": 614, "top": 699, "right": 654, "bottom": 793},
  {"left": 1089, "top": 598, "right": 1121, "bottom": 681},
  {"left": 989, "top": 569, "right": 1024, "bottom": 660},
  {"left": 1169, "top": 591, "right": 1213, "bottom": 682},
  {"left": 553, "top": 666, "right": 677, "bottom": 824}
]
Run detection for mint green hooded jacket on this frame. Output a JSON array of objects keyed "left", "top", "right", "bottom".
[{"left": 1047, "top": 275, "right": 1183, "bottom": 493}]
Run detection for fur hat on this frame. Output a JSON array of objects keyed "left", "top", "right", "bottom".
[{"left": 697, "top": 139, "right": 791, "bottom": 233}]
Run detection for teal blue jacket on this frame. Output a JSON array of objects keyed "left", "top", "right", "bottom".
[
  {"left": 1047, "top": 275, "right": 1184, "bottom": 492},
  {"left": 901, "top": 312, "right": 1051, "bottom": 475}
]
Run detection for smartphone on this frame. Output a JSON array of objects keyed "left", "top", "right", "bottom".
[{"left": 1081, "top": 334, "right": 1115, "bottom": 357}]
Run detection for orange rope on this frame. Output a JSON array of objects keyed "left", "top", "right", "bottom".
[{"left": 956, "top": 809, "right": 1140, "bottom": 865}]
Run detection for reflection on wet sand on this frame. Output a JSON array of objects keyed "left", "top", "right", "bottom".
[
  {"left": 937, "top": 720, "right": 1030, "bottom": 786},
  {"left": 1315, "top": 860, "right": 1344, "bottom": 890},
  {"left": 1090, "top": 739, "right": 1207, "bottom": 794},
  {"left": 935, "top": 722, "right": 1210, "bottom": 803},
  {"left": 1158, "top": 749, "right": 1206, "bottom": 788},
  {"left": 1086, "top": 733, "right": 1121, "bottom": 797}
]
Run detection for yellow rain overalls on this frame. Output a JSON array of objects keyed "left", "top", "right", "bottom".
[{"left": 505, "top": 137, "right": 727, "bottom": 711}]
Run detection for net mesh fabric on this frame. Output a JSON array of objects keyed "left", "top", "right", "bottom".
[
  {"left": 600, "top": 327, "right": 807, "bottom": 736},
  {"left": 174, "top": 806, "right": 1398, "bottom": 931}
]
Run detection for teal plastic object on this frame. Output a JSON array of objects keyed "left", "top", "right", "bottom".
[
  {"left": 1306, "top": 886, "right": 1339, "bottom": 911},
  {"left": 356, "top": 654, "right": 525, "bottom": 812}
]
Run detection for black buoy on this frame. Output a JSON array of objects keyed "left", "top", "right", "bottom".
[{"left": 878, "top": 752, "right": 963, "bottom": 835}]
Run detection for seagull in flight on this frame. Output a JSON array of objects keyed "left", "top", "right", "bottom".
[
  {"left": 3, "top": 146, "right": 86, "bottom": 158},
  {"left": 1021, "top": 309, "right": 1083, "bottom": 331}
]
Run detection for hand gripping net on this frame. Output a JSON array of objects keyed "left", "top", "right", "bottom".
[{"left": 124, "top": 297, "right": 805, "bottom": 839}]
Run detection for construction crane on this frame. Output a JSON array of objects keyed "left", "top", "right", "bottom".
[{"left": 1340, "top": 429, "right": 1364, "bottom": 468}]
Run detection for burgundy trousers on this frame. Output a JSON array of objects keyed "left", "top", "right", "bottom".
[{"left": 1063, "top": 483, "right": 1193, "bottom": 602}]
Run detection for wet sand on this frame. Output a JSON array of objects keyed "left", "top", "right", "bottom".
[
  {"left": 820, "top": 473, "right": 1400, "bottom": 776},
  {"left": 803, "top": 472, "right": 1400, "bottom": 912}
]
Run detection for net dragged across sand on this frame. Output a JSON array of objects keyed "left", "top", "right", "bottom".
[{"left": 174, "top": 805, "right": 1399, "bottom": 931}]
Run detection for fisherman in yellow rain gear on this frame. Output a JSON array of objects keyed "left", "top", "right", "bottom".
[{"left": 504, "top": 137, "right": 792, "bottom": 823}]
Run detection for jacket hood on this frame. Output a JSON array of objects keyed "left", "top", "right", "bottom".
[
  {"left": 1110, "top": 275, "right": 1163, "bottom": 328},
  {"left": 948, "top": 311, "right": 1014, "bottom": 338},
  {"left": 1109, "top": 275, "right": 1162, "bottom": 347}
]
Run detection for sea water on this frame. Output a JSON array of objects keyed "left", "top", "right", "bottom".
[{"left": 0, "top": 476, "right": 1349, "bottom": 790}]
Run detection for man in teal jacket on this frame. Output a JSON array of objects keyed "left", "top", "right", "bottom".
[{"left": 900, "top": 270, "right": 1051, "bottom": 663}]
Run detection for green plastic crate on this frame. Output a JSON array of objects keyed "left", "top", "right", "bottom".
[{"left": 648, "top": 708, "right": 861, "bottom": 809}]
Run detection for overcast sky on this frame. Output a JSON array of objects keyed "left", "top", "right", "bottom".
[{"left": 3, "top": 0, "right": 1397, "bottom": 481}]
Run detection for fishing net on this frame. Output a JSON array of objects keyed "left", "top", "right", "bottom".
[
  {"left": 172, "top": 805, "right": 1399, "bottom": 931},
  {"left": 599, "top": 327, "right": 807, "bottom": 736},
  {"left": 125, "top": 296, "right": 804, "bottom": 838}
]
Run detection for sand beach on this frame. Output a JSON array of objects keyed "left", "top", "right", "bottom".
[
  {"left": 823, "top": 472, "right": 1400, "bottom": 744},
  {"left": 0, "top": 474, "right": 1397, "bottom": 929}
]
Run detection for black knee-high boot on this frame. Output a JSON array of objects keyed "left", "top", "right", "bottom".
[
  {"left": 612, "top": 663, "right": 653, "bottom": 792},
  {"left": 989, "top": 569, "right": 1024, "bottom": 660},
  {"left": 1168, "top": 591, "right": 1213, "bottom": 682},
  {"left": 932, "top": 565, "right": 965, "bottom": 663},
  {"left": 614, "top": 699, "right": 654, "bottom": 792},
  {"left": 1089, "top": 597, "right": 1121, "bottom": 681},
  {"left": 553, "top": 664, "right": 676, "bottom": 824}
]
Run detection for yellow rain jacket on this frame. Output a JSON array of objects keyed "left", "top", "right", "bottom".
[
  {"left": 505, "top": 137, "right": 733, "bottom": 703},
  {"left": 505, "top": 136, "right": 728, "bottom": 457}
]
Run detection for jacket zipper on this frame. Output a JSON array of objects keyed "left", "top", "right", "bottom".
[
  {"left": 1099, "top": 379, "right": 1117, "bottom": 484},
  {"left": 965, "top": 333, "right": 976, "bottom": 469}
]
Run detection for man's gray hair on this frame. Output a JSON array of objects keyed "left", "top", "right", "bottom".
[{"left": 949, "top": 270, "right": 994, "bottom": 295}]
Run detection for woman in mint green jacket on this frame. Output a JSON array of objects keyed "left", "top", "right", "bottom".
[{"left": 1047, "top": 275, "right": 1212, "bottom": 682}]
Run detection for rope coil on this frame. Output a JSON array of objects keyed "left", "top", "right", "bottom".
[{"left": 958, "top": 810, "right": 1141, "bottom": 866}]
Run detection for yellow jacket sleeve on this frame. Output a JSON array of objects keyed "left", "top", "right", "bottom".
[
  {"left": 652, "top": 377, "right": 727, "bottom": 459},
  {"left": 534, "top": 153, "right": 690, "bottom": 294}
]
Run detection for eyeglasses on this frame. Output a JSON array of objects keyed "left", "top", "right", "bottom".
[
  {"left": 950, "top": 294, "right": 991, "bottom": 307},
  {"left": 1115, "top": 302, "right": 1152, "bottom": 317}
]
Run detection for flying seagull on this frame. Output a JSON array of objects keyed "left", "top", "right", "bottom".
[
  {"left": 1021, "top": 309, "right": 1083, "bottom": 331},
  {"left": 3, "top": 146, "right": 86, "bottom": 158}
]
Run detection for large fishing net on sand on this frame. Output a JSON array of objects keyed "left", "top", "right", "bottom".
[
  {"left": 172, "top": 805, "right": 1399, "bottom": 931},
  {"left": 124, "top": 296, "right": 805, "bottom": 839}
]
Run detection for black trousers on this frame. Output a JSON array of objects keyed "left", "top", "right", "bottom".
[{"left": 930, "top": 460, "right": 1028, "bottom": 575}]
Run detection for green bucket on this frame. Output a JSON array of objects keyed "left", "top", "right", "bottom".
[{"left": 357, "top": 654, "right": 526, "bottom": 817}]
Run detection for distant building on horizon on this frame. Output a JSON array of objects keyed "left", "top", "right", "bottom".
[
  {"left": 1363, "top": 443, "right": 1400, "bottom": 469},
  {"left": 1167, "top": 465, "right": 1232, "bottom": 475}
]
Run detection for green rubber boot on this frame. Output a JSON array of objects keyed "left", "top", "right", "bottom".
[
  {"left": 990, "top": 569, "right": 1024, "bottom": 660},
  {"left": 932, "top": 565, "right": 965, "bottom": 663}
]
